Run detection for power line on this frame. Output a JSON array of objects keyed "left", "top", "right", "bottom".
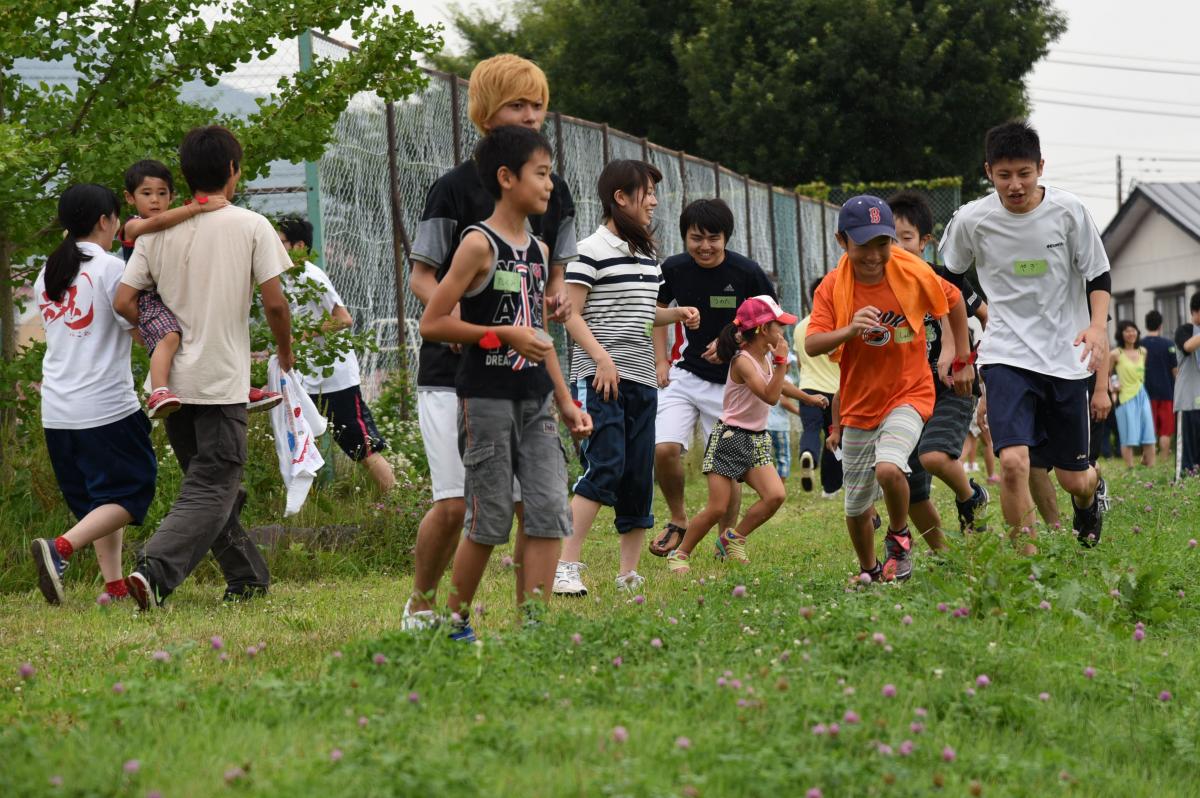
[
  {"left": 1054, "top": 48, "right": 1200, "bottom": 68},
  {"left": 1033, "top": 86, "right": 1200, "bottom": 110},
  {"left": 1032, "top": 96, "right": 1200, "bottom": 121},
  {"left": 1043, "top": 58, "right": 1200, "bottom": 78},
  {"left": 1044, "top": 140, "right": 1198, "bottom": 155}
]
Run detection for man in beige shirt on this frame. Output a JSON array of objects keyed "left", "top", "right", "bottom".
[{"left": 115, "top": 125, "right": 293, "bottom": 610}]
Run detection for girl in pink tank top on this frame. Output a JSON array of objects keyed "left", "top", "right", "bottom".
[{"left": 667, "top": 296, "right": 796, "bottom": 574}]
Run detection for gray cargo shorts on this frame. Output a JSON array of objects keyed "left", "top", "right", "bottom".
[{"left": 457, "top": 394, "right": 572, "bottom": 545}]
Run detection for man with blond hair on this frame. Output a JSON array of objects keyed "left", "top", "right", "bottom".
[{"left": 403, "top": 54, "right": 577, "bottom": 629}]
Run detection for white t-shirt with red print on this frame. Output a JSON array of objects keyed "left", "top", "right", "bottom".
[{"left": 35, "top": 241, "right": 139, "bottom": 429}]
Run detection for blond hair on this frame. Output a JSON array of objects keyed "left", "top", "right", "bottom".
[{"left": 467, "top": 54, "right": 550, "bottom": 135}]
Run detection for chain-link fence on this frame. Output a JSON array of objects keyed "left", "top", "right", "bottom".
[{"left": 194, "top": 31, "right": 961, "bottom": 397}]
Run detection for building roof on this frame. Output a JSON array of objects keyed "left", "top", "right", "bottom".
[{"left": 1103, "top": 181, "right": 1200, "bottom": 259}]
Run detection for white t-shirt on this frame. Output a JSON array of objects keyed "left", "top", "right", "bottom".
[
  {"left": 288, "top": 261, "right": 361, "bottom": 394},
  {"left": 939, "top": 186, "right": 1110, "bottom": 380},
  {"left": 36, "top": 242, "right": 140, "bottom": 429},
  {"left": 122, "top": 206, "right": 290, "bottom": 404}
]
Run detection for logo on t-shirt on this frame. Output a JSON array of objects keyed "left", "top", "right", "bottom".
[
  {"left": 38, "top": 272, "right": 95, "bottom": 336},
  {"left": 861, "top": 310, "right": 912, "bottom": 348}
]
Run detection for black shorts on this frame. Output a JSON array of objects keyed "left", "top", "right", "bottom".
[
  {"left": 981, "top": 364, "right": 1091, "bottom": 472},
  {"left": 309, "top": 385, "right": 388, "bottom": 462},
  {"left": 44, "top": 410, "right": 158, "bottom": 524}
]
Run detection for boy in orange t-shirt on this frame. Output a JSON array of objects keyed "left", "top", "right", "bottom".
[{"left": 807, "top": 196, "right": 972, "bottom": 582}]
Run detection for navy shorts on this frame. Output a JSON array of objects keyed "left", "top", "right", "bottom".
[
  {"left": 310, "top": 385, "right": 388, "bottom": 462},
  {"left": 981, "top": 364, "right": 1091, "bottom": 472},
  {"left": 572, "top": 378, "right": 657, "bottom": 534},
  {"left": 44, "top": 410, "right": 158, "bottom": 524}
]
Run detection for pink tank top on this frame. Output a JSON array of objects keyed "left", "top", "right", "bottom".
[{"left": 720, "top": 350, "right": 773, "bottom": 431}]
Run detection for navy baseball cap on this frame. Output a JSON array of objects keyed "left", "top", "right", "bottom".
[{"left": 837, "top": 195, "right": 896, "bottom": 245}]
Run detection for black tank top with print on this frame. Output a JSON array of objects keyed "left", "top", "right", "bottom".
[{"left": 455, "top": 223, "right": 553, "bottom": 400}]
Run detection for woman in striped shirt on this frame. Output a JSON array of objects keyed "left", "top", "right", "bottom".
[{"left": 553, "top": 160, "right": 699, "bottom": 598}]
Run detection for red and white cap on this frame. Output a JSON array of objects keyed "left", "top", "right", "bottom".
[{"left": 734, "top": 295, "right": 798, "bottom": 331}]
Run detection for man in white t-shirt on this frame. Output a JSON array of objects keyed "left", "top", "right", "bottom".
[
  {"left": 116, "top": 126, "right": 294, "bottom": 609},
  {"left": 939, "top": 120, "right": 1112, "bottom": 550},
  {"left": 278, "top": 218, "right": 394, "bottom": 493}
]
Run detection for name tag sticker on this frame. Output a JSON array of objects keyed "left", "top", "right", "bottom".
[
  {"left": 493, "top": 270, "right": 521, "bottom": 292},
  {"left": 710, "top": 296, "right": 736, "bottom": 309},
  {"left": 894, "top": 326, "right": 915, "bottom": 344},
  {"left": 1014, "top": 259, "right": 1048, "bottom": 277},
  {"left": 644, "top": 320, "right": 654, "bottom": 337}
]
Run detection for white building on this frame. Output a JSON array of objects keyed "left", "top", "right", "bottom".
[{"left": 1102, "top": 182, "right": 1200, "bottom": 335}]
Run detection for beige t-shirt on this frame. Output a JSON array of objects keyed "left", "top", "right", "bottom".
[{"left": 122, "top": 206, "right": 290, "bottom": 404}]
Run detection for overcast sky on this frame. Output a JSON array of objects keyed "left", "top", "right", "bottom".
[{"left": 380, "top": 0, "right": 1199, "bottom": 227}]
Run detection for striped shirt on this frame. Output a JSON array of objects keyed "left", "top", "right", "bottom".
[{"left": 566, "top": 226, "right": 663, "bottom": 388}]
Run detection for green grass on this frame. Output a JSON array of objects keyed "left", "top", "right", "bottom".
[{"left": 3, "top": 463, "right": 1200, "bottom": 797}]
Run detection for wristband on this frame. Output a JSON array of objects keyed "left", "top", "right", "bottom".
[
  {"left": 772, "top": 356, "right": 787, "bottom": 366},
  {"left": 479, "top": 330, "right": 502, "bottom": 349},
  {"left": 951, "top": 350, "right": 978, "bottom": 372}
]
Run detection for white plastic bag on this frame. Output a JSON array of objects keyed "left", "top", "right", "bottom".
[{"left": 267, "top": 357, "right": 328, "bottom": 516}]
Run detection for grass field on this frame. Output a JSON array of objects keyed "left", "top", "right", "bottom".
[{"left": 3, "top": 463, "right": 1199, "bottom": 797}]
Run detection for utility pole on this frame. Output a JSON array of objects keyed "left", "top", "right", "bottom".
[{"left": 1116, "top": 154, "right": 1123, "bottom": 207}]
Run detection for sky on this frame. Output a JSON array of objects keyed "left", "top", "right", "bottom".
[{"left": 375, "top": 0, "right": 1199, "bottom": 227}]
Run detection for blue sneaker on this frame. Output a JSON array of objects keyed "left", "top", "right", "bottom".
[
  {"left": 448, "top": 616, "right": 477, "bottom": 643},
  {"left": 31, "top": 538, "right": 68, "bottom": 605}
]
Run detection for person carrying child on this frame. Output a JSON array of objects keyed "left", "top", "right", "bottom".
[
  {"left": 119, "top": 159, "right": 281, "bottom": 418},
  {"left": 419, "top": 125, "right": 592, "bottom": 641},
  {"left": 30, "top": 184, "right": 158, "bottom": 605},
  {"left": 807, "top": 196, "right": 970, "bottom": 583},
  {"left": 665, "top": 296, "right": 793, "bottom": 574}
]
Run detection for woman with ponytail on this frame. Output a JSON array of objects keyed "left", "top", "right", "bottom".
[
  {"left": 553, "top": 160, "right": 700, "bottom": 598},
  {"left": 29, "top": 184, "right": 157, "bottom": 605}
]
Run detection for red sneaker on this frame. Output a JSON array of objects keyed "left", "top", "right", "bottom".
[
  {"left": 247, "top": 387, "right": 283, "bottom": 413},
  {"left": 147, "top": 387, "right": 181, "bottom": 419}
]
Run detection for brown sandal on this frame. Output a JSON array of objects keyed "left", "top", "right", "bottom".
[{"left": 649, "top": 523, "right": 686, "bottom": 557}]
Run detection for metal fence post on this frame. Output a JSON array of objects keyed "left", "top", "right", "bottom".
[
  {"left": 384, "top": 101, "right": 411, "bottom": 421},
  {"left": 640, "top": 137, "right": 649, "bottom": 162},
  {"left": 743, "top": 175, "right": 753, "bottom": 259},
  {"left": 679, "top": 152, "right": 689, "bottom": 205},
  {"left": 767, "top": 188, "right": 777, "bottom": 275},
  {"left": 820, "top": 203, "right": 829, "bottom": 275},
  {"left": 450, "top": 76, "right": 463, "bottom": 166},
  {"left": 713, "top": 163, "right": 721, "bottom": 198},
  {"left": 553, "top": 111, "right": 565, "bottom": 176},
  {"left": 795, "top": 194, "right": 806, "bottom": 313},
  {"left": 601, "top": 123, "right": 611, "bottom": 164},
  {"left": 298, "top": 30, "right": 324, "bottom": 269}
]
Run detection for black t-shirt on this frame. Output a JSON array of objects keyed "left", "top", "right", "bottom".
[
  {"left": 657, "top": 250, "right": 775, "bottom": 384},
  {"left": 1141, "top": 334, "right": 1177, "bottom": 401},
  {"left": 923, "top": 263, "right": 983, "bottom": 395},
  {"left": 410, "top": 161, "right": 577, "bottom": 388}
]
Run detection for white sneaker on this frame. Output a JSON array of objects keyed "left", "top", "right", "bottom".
[
  {"left": 401, "top": 597, "right": 437, "bottom": 631},
  {"left": 553, "top": 561, "right": 588, "bottom": 597},
  {"left": 821, "top": 489, "right": 840, "bottom": 500},
  {"left": 615, "top": 570, "right": 646, "bottom": 594}
]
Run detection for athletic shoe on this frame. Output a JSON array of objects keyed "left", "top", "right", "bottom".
[
  {"left": 146, "top": 387, "right": 181, "bottom": 420},
  {"left": 247, "top": 387, "right": 283, "bottom": 413},
  {"left": 821, "top": 489, "right": 840, "bottom": 500},
  {"left": 986, "top": 474, "right": 1001, "bottom": 484},
  {"left": 222, "top": 584, "right": 268, "bottom": 602},
  {"left": 124, "top": 571, "right": 160, "bottom": 611},
  {"left": 881, "top": 528, "right": 914, "bottom": 582},
  {"left": 401, "top": 597, "right": 437, "bottom": 631},
  {"left": 448, "top": 616, "right": 477, "bottom": 643},
  {"left": 1094, "top": 475, "right": 1112, "bottom": 513},
  {"left": 31, "top": 538, "right": 68, "bottom": 605},
  {"left": 852, "top": 561, "right": 884, "bottom": 586},
  {"left": 614, "top": 571, "right": 646, "bottom": 594},
  {"left": 1074, "top": 477, "right": 1107, "bottom": 548},
  {"left": 799, "top": 451, "right": 815, "bottom": 492},
  {"left": 666, "top": 550, "right": 691, "bottom": 575},
  {"left": 714, "top": 528, "right": 750, "bottom": 564},
  {"left": 956, "top": 479, "right": 990, "bottom": 533},
  {"left": 553, "top": 561, "right": 588, "bottom": 597}
]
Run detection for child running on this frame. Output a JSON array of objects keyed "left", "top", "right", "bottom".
[
  {"left": 30, "top": 184, "right": 158, "bottom": 605},
  {"left": 666, "top": 296, "right": 793, "bottom": 574},
  {"left": 420, "top": 126, "right": 591, "bottom": 640},
  {"left": 553, "top": 159, "right": 699, "bottom": 598},
  {"left": 807, "top": 196, "right": 970, "bottom": 583},
  {"left": 120, "top": 159, "right": 281, "bottom": 419}
]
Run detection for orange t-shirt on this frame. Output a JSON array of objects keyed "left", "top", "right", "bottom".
[{"left": 808, "top": 273, "right": 960, "bottom": 429}]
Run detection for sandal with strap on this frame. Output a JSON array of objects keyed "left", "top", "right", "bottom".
[{"left": 649, "top": 523, "right": 686, "bottom": 557}]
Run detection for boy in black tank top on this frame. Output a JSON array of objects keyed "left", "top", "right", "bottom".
[{"left": 420, "top": 126, "right": 592, "bottom": 640}]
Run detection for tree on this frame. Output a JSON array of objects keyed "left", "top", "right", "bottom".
[
  {"left": 0, "top": 1, "right": 441, "bottom": 446},
  {"left": 435, "top": 0, "right": 1065, "bottom": 186},
  {"left": 431, "top": 0, "right": 704, "bottom": 152}
]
